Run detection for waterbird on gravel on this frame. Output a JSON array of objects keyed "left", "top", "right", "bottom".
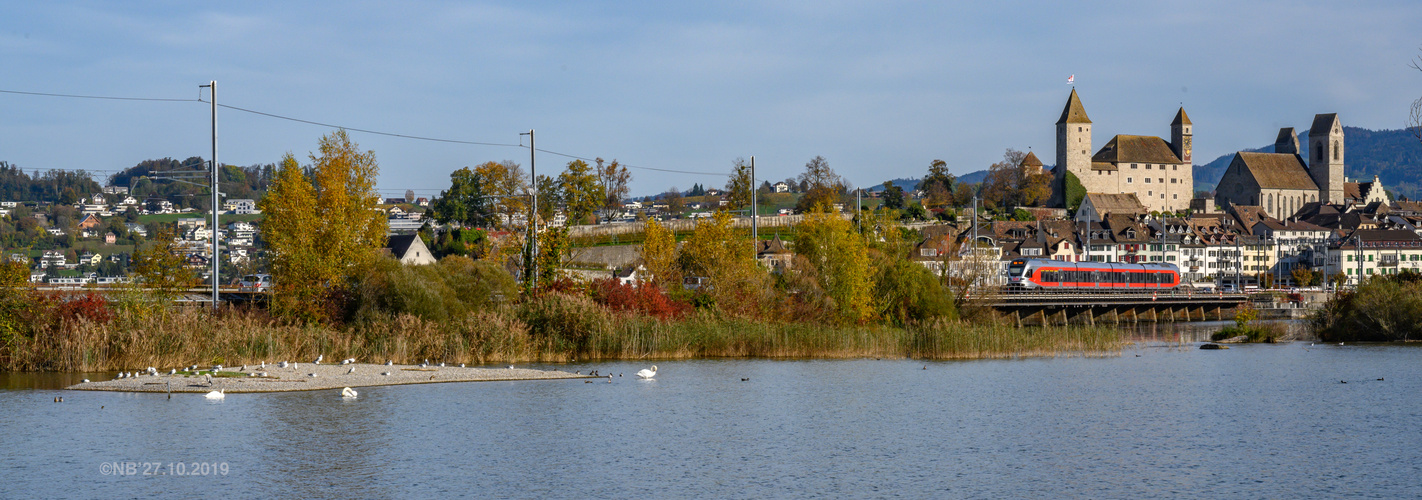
[
  {"left": 381, "top": 372, "right": 391, "bottom": 376},
  {"left": 314, "top": 354, "right": 324, "bottom": 365},
  {"left": 341, "top": 387, "right": 358, "bottom": 399},
  {"left": 636, "top": 366, "right": 658, "bottom": 379},
  {"left": 308, "top": 373, "right": 318, "bottom": 377},
  {"left": 347, "top": 366, "right": 356, "bottom": 375},
  {"left": 205, "top": 374, "right": 213, "bottom": 386},
  {"left": 82, "top": 379, "right": 90, "bottom": 383},
  {"left": 278, "top": 361, "right": 289, "bottom": 368},
  {"left": 508, "top": 365, "right": 514, "bottom": 370},
  {"left": 460, "top": 364, "right": 465, "bottom": 368},
  {"left": 385, "top": 360, "right": 393, "bottom": 366},
  {"left": 117, "top": 372, "right": 126, "bottom": 379},
  {"left": 147, "top": 367, "right": 157, "bottom": 375},
  {"left": 439, "top": 362, "right": 446, "bottom": 367},
  {"left": 260, "top": 361, "right": 266, "bottom": 369},
  {"left": 205, "top": 389, "right": 224, "bottom": 400},
  {"left": 170, "top": 369, "right": 176, "bottom": 375}
]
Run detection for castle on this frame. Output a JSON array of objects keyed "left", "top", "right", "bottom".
[{"left": 1051, "top": 89, "right": 1194, "bottom": 213}]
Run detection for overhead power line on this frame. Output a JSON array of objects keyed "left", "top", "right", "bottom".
[{"left": 2, "top": 87, "right": 731, "bottom": 179}]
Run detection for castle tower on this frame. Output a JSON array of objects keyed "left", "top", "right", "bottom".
[
  {"left": 1170, "top": 107, "right": 1192, "bottom": 163},
  {"left": 1308, "top": 113, "right": 1344, "bottom": 204},
  {"left": 1274, "top": 127, "right": 1298, "bottom": 155},
  {"left": 1054, "top": 89, "right": 1091, "bottom": 206}
]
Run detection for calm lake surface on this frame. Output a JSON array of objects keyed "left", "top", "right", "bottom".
[{"left": 3, "top": 333, "right": 1420, "bottom": 498}]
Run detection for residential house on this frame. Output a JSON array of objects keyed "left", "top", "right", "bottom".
[
  {"left": 384, "top": 234, "right": 436, "bottom": 265},
  {"left": 78, "top": 214, "right": 102, "bottom": 230},
  {"left": 125, "top": 223, "right": 148, "bottom": 237},
  {"left": 224, "top": 199, "right": 259, "bottom": 214},
  {"left": 104, "top": 232, "right": 117, "bottom": 244},
  {"left": 1076, "top": 193, "right": 1148, "bottom": 223},
  {"left": 756, "top": 235, "right": 794, "bottom": 272},
  {"left": 773, "top": 181, "right": 790, "bottom": 193},
  {"left": 1327, "top": 229, "right": 1422, "bottom": 286}
]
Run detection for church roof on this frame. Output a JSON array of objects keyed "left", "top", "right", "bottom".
[
  {"left": 1020, "top": 151, "right": 1044, "bottom": 167},
  {"left": 1091, "top": 135, "right": 1182, "bottom": 165},
  {"left": 1233, "top": 152, "right": 1318, "bottom": 190},
  {"left": 1171, "top": 107, "right": 1191, "bottom": 126},
  {"left": 1309, "top": 113, "right": 1339, "bottom": 136},
  {"left": 1056, "top": 88, "right": 1092, "bottom": 125}
]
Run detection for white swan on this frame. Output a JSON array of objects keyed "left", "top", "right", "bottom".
[
  {"left": 205, "top": 389, "right": 224, "bottom": 400},
  {"left": 636, "top": 365, "right": 658, "bottom": 379},
  {"left": 341, "top": 387, "right": 358, "bottom": 399}
]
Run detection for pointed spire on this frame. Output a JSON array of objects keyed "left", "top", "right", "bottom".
[
  {"left": 1171, "top": 107, "right": 1191, "bottom": 126},
  {"left": 1020, "top": 151, "right": 1044, "bottom": 168},
  {"left": 1056, "top": 88, "right": 1091, "bottom": 125}
]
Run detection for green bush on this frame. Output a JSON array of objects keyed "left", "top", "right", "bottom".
[
  {"left": 516, "top": 292, "right": 611, "bottom": 353},
  {"left": 874, "top": 260, "right": 957, "bottom": 325},
  {"left": 346, "top": 255, "right": 516, "bottom": 324}
]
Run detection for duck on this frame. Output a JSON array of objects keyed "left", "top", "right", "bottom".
[{"left": 636, "top": 365, "right": 658, "bottom": 379}]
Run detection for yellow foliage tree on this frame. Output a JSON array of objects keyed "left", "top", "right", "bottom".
[
  {"left": 640, "top": 217, "right": 678, "bottom": 288},
  {"left": 132, "top": 227, "right": 198, "bottom": 302},
  {"left": 259, "top": 130, "right": 387, "bottom": 321},
  {"left": 793, "top": 207, "right": 874, "bottom": 322},
  {"left": 680, "top": 210, "right": 765, "bottom": 312}
]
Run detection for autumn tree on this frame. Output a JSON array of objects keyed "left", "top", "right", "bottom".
[
  {"left": 131, "top": 227, "right": 197, "bottom": 302},
  {"left": 679, "top": 210, "right": 764, "bottom": 313},
  {"left": 664, "top": 187, "right": 684, "bottom": 214},
  {"left": 794, "top": 156, "right": 844, "bottom": 213},
  {"left": 596, "top": 158, "right": 630, "bottom": 219},
  {"left": 726, "top": 158, "right": 754, "bottom": 211},
  {"left": 431, "top": 167, "right": 495, "bottom": 228},
  {"left": 259, "top": 130, "right": 386, "bottom": 321},
  {"left": 919, "top": 159, "right": 955, "bottom": 208},
  {"left": 534, "top": 174, "right": 561, "bottom": 222},
  {"left": 559, "top": 159, "right": 604, "bottom": 225},
  {"left": 793, "top": 206, "right": 873, "bottom": 322},
  {"left": 980, "top": 148, "right": 1052, "bottom": 210},
  {"left": 641, "top": 217, "right": 678, "bottom": 288},
  {"left": 474, "top": 160, "right": 528, "bottom": 228}
]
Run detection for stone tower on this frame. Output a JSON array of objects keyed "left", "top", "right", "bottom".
[
  {"left": 1054, "top": 89, "right": 1091, "bottom": 206},
  {"left": 1274, "top": 127, "right": 1298, "bottom": 155},
  {"left": 1308, "top": 113, "right": 1344, "bottom": 204},
  {"left": 1170, "top": 107, "right": 1192, "bottom": 164}
]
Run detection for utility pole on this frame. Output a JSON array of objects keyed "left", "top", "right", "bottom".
[
  {"left": 521, "top": 130, "right": 537, "bottom": 289},
  {"left": 751, "top": 156, "right": 757, "bottom": 243},
  {"left": 201, "top": 81, "right": 219, "bottom": 310}
]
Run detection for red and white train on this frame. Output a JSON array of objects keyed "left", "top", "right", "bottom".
[{"left": 1006, "top": 258, "right": 1181, "bottom": 291}]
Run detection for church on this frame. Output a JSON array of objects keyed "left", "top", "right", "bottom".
[
  {"left": 1051, "top": 89, "right": 1195, "bottom": 213},
  {"left": 1213, "top": 114, "right": 1363, "bottom": 220}
]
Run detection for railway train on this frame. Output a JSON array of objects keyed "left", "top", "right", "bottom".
[{"left": 1006, "top": 258, "right": 1181, "bottom": 291}]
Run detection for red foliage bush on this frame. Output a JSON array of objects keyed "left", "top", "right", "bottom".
[
  {"left": 589, "top": 278, "right": 688, "bottom": 319},
  {"left": 54, "top": 292, "right": 115, "bottom": 325}
]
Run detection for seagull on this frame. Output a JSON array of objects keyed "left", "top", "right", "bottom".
[
  {"left": 347, "top": 366, "right": 356, "bottom": 375},
  {"left": 439, "top": 362, "right": 446, "bottom": 367},
  {"left": 636, "top": 365, "right": 658, "bottom": 379},
  {"left": 340, "top": 359, "right": 350, "bottom": 365},
  {"left": 259, "top": 372, "right": 268, "bottom": 377},
  {"left": 292, "top": 363, "right": 298, "bottom": 370},
  {"left": 118, "top": 372, "right": 126, "bottom": 379},
  {"left": 308, "top": 373, "right": 318, "bottom": 377},
  {"left": 420, "top": 360, "right": 429, "bottom": 368},
  {"left": 248, "top": 373, "right": 256, "bottom": 377},
  {"left": 205, "top": 374, "right": 213, "bottom": 386},
  {"left": 508, "top": 365, "right": 515, "bottom": 370},
  {"left": 169, "top": 369, "right": 177, "bottom": 375},
  {"left": 278, "top": 361, "right": 289, "bottom": 368},
  {"left": 214, "top": 364, "right": 223, "bottom": 372},
  {"left": 205, "top": 389, "right": 225, "bottom": 400},
  {"left": 82, "top": 379, "right": 90, "bottom": 383},
  {"left": 459, "top": 363, "right": 465, "bottom": 368},
  {"left": 314, "top": 354, "right": 324, "bottom": 365},
  {"left": 385, "top": 360, "right": 393, "bottom": 366},
  {"left": 260, "top": 361, "right": 266, "bottom": 369},
  {"left": 146, "top": 367, "right": 157, "bottom": 374},
  {"left": 341, "top": 387, "right": 358, "bottom": 399},
  {"left": 381, "top": 372, "right": 391, "bottom": 376}
]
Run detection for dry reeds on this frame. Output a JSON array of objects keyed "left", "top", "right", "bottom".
[{"left": 2, "top": 299, "right": 1122, "bottom": 372}]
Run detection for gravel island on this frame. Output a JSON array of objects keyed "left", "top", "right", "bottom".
[{"left": 67, "top": 363, "right": 595, "bottom": 393}]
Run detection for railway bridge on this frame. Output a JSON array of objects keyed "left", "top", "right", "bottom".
[{"left": 989, "top": 290, "right": 1250, "bottom": 327}]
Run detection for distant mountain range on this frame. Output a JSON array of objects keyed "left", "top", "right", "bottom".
[{"left": 1192, "top": 127, "right": 1422, "bottom": 199}]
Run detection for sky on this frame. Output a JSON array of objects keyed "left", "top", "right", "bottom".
[{"left": 1, "top": 1, "right": 1420, "bottom": 200}]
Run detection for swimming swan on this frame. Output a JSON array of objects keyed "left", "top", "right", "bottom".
[
  {"left": 205, "top": 389, "right": 225, "bottom": 400},
  {"left": 341, "top": 387, "right": 358, "bottom": 399},
  {"left": 636, "top": 365, "right": 658, "bottom": 379}
]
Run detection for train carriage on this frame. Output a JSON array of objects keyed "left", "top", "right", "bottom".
[{"left": 1006, "top": 258, "right": 1180, "bottom": 292}]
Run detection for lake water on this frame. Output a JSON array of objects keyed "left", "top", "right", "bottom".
[{"left": 3, "top": 334, "right": 1420, "bottom": 498}]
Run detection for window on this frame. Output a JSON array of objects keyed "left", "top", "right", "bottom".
[
  {"left": 1171, "top": 178, "right": 1177, "bottom": 184},
  {"left": 1173, "top": 194, "right": 1178, "bottom": 199},
  {"left": 1148, "top": 191, "right": 1153, "bottom": 196},
  {"left": 1127, "top": 178, "right": 1132, "bottom": 183},
  {"left": 1334, "top": 141, "right": 1340, "bottom": 160},
  {"left": 1172, "top": 165, "right": 1178, "bottom": 171},
  {"left": 1131, "top": 164, "right": 1138, "bottom": 169},
  {"left": 1146, "top": 164, "right": 1152, "bottom": 170},
  {"left": 1146, "top": 178, "right": 1152, "bottom": 183},
  {"left": 1159, "top": 178, "right": 1164, "bottom": 183}
]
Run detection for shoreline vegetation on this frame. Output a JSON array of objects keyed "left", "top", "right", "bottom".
[{"left": 3, "top": 303, "right": 1121, "bottom": 373}]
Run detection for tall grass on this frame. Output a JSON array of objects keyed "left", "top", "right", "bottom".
[{"left": 1, "top": 298, "right": 1120, "bottom": 371}]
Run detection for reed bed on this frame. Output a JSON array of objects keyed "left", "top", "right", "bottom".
[{"left": 2, "top": 301, "right": 1121, "bottom": 372}]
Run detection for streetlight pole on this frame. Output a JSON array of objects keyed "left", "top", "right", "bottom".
[{"left": 751, "top": 156, "right": 757, "bottom": 243}]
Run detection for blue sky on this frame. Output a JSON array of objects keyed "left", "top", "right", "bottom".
[{"left": 1, "top": 1, "right": 1420, "bottom": 199}]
